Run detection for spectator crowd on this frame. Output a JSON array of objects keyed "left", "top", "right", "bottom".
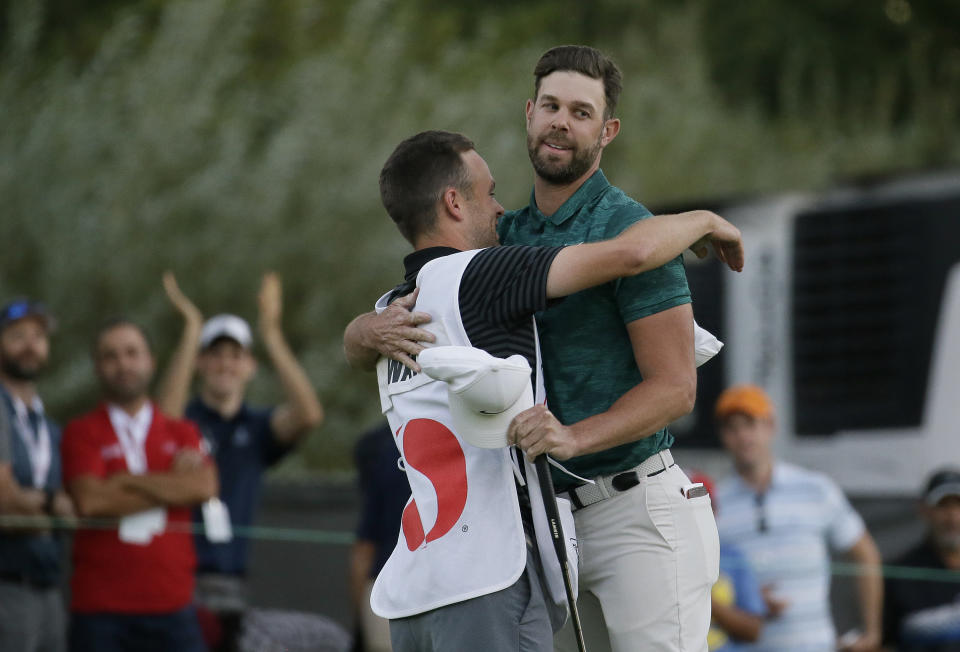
[
  {"left": 0, "top": 277, "right": 324, "bottom": 652},
  {"left": 2, "top": 297, "right": 959, "bottom": 652}
]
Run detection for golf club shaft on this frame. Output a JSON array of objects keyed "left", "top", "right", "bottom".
[{"left": 534, "top": 455, "right": 587, "bottom": 652}]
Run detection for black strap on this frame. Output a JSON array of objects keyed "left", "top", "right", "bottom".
[{"left": 567, "top": 487, "right": 586, "bottom": 510}]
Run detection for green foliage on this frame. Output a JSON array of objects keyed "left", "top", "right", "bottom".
[
  {"left": 1, "top": 0, "right": 957, "bottom": 474},
  {"left": 701, "top": 0, "right": 960, "bottom": 137}
]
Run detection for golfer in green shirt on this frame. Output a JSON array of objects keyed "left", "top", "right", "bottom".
[{"left": 346, "top": 45, "right": 741, "bottom": 652}]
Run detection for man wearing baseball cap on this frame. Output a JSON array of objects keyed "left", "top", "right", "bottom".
[
  {"left": 712, "top": 384, "right": 883, "bottom": 652},
  {"left": 884, "top": 468, "right": 960, "bottom": 650},
  {"left": 156, "top": 271, "right": 324, "bottom": 652},
  {"left": 0, "top": 298, "right": 74, "bottom": 652}
]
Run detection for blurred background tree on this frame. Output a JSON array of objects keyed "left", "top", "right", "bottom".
[{"left": 1, "top": 0, "right": 957, "bottom": 474}]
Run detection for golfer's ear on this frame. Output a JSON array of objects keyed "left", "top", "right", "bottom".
[
  {"left": 601, "top": 118, "right": 620, "bottom": 146},
  {"left": 442, "top": 187, "right": 465, "bottom": 221}
]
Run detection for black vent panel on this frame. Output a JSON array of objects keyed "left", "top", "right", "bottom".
[{"left": 792, "top": 197, "right": 960, "bottom": 435}]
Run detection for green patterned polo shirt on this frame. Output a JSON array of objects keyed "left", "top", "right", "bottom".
[{"left": 498, "top": 170, "right": 691, "bottom": 491}]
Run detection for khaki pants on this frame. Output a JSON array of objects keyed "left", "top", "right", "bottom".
[{"left": 554, "top": 464, "right": 719, "bottom": 652}]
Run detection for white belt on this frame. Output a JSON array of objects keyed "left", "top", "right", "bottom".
[{"left": 562, "top": 449, "right": 675, "bottom": 511}]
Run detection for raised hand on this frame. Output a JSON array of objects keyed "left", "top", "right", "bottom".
[
  {"left": 162, "top": 271, "right": 203, "bottom": 326},
  {"left": 258, "top": 271, "right": 283, "bottom": 335}
]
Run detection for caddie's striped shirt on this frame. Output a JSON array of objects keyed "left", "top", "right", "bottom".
[
  {"left": 715, "top": 462, "right": 865, "bottom": 652},
  {"left": 386, "top": 245, "right": 564, "bottom": 376}
]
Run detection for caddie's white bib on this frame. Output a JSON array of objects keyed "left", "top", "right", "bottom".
[{"left": 370, "top": 250, "right": 577, "bottom": 620}]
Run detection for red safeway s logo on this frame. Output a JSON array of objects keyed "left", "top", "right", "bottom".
[{"left": 399, "top": 419, "right": 468, "bottom": 551}]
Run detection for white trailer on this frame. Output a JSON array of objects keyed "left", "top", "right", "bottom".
[{"left": 671, "top": 169, "right": 960, "bottom": 497}]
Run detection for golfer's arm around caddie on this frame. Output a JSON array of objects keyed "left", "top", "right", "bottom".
[
  {"left": 345, "top": 211, "right": 744, "bottom": 652},
  {"left": 343, "top": 210, "right": 742, "bottom": 374}
]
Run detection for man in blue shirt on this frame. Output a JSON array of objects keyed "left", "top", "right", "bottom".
[
  {"left": 157, "top": 272, "right": 324, "bottom": 652},
  {"left": 0, "top": 298, "right": 75, "bottom": 652}
]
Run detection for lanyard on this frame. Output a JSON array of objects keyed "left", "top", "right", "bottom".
[
  {"left": 108, "top": 405, "right": 151, "bottom": 475},
  {"left": 114, "top": 424, "right": 147, "bottom": 474},
  {"left": 11, "top": 396, "right": 51, "bottom": 489}
]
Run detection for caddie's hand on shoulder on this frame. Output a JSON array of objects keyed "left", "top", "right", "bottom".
[
  {"left": 507, "top": 404, "right": 578, "bottom": 462},
  {"left": 162, "top": 271, "right": 203, "bottom": 326}
]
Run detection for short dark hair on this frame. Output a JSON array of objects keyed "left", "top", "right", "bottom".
[
  {"left": 379, "top": 130, "right": 476, "bottom": 244},
  {"left": 92, "top": 316, "right": 153, "bottom": 358},
  {"left": 533, "top": 45, "right": 623, "bottom": 120}
]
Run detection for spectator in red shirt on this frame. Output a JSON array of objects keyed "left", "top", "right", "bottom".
[{"left": 62, "top": 317, "right": 218, "bottom": 652}]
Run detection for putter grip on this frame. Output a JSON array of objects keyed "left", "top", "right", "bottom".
[{"left": 535, "top": 455, "right": 568, "bottom": 563}]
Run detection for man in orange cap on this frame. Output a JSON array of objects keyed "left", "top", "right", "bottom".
[{"left": 712, "top": 384, "right": 883, "bottom": 652}]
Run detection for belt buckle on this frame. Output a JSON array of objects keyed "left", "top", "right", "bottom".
[{"left": 610, "top": 470, "right": 640, "bottom": 492}]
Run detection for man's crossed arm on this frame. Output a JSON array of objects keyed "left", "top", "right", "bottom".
[{"left": 69, "top": 450, "right": 217, "bottom": 519}]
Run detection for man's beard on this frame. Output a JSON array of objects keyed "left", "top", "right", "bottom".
[
  {"left": 0, "top": 354, "right": 44, "bottom": 381},
  {"left": 101, "top": 375, "right": 150, "bottom": 405},
  {"left": 527, "top": 131, "right": 602, "bottom": 186}
]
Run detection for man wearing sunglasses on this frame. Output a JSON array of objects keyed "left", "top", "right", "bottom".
[
  {"left": 713, "top": 384, "right": 883, "bottom": 652},
  {"left": 0, "top": 298, "right": 75, "bottom": 652}
]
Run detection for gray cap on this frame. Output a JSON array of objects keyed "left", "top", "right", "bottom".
[{"left": 924, "top": 468, "right": 960, "bottom": 506}]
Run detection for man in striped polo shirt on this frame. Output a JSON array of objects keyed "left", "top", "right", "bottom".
[{"left": 713, "top": 384, "right": 883, "bottom": 652}]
